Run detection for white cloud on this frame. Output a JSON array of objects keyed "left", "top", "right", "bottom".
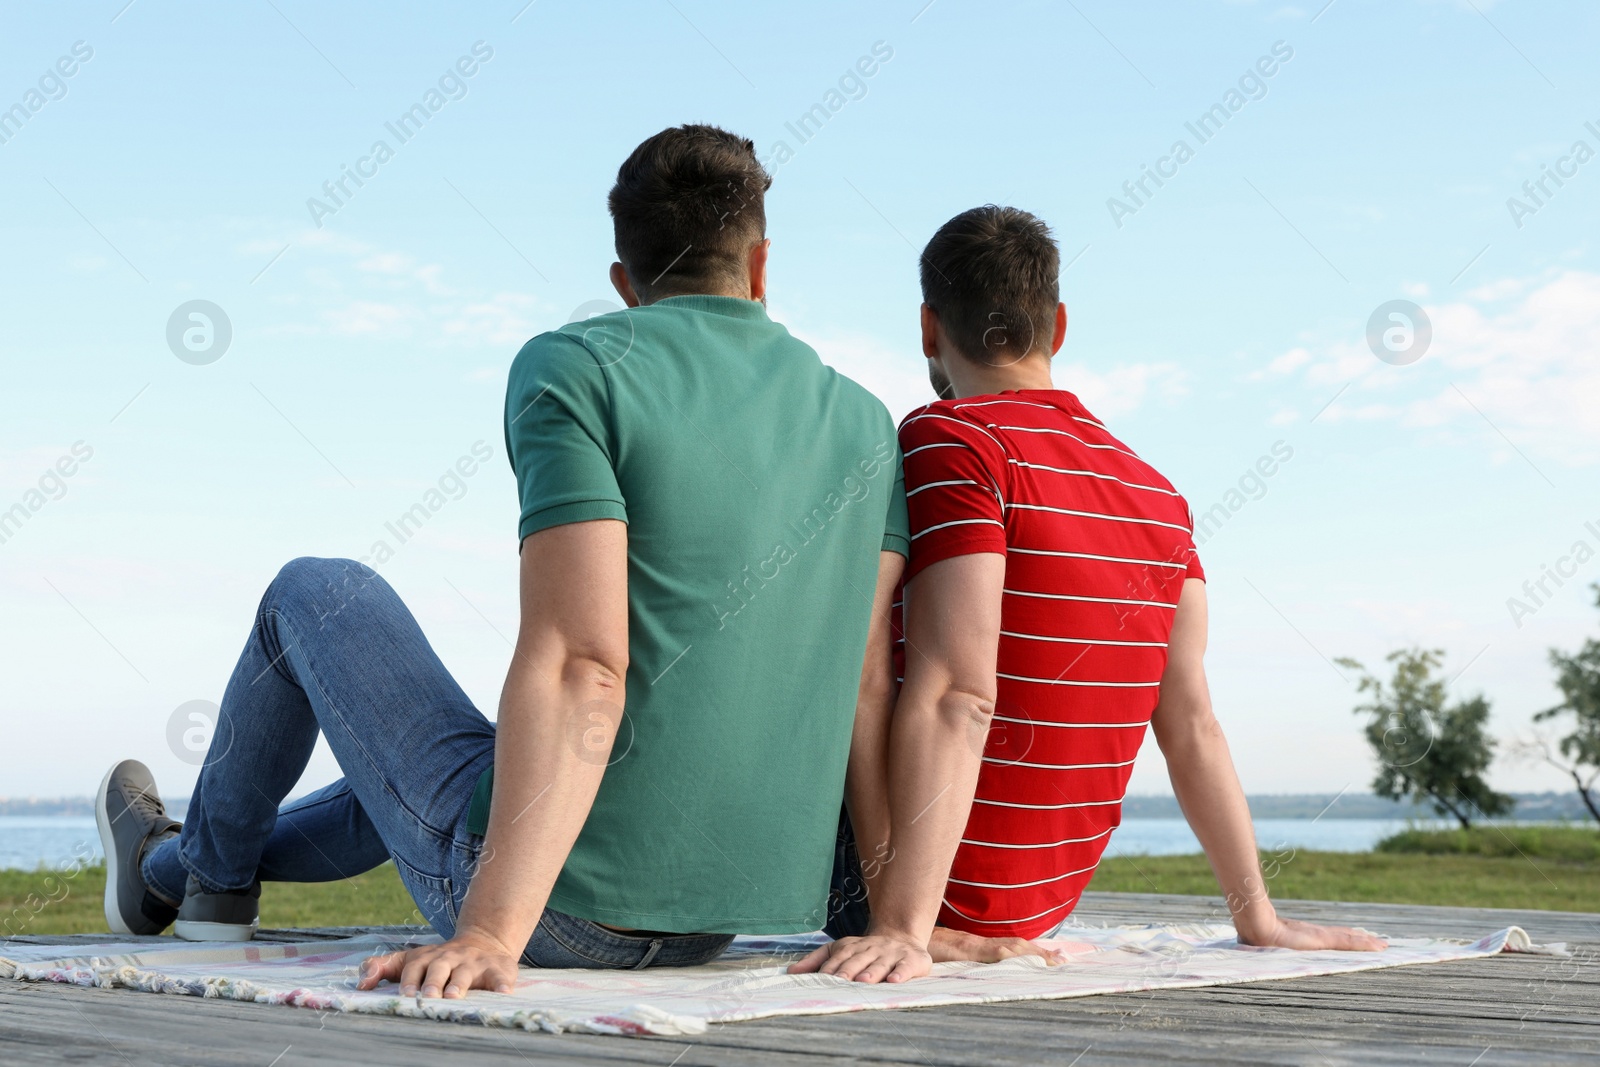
[
  {"left": 791, "top": 328, "right": 930, "bottom": 421},
  {"left": 784, "top": 321, "right": 1187, "bottom": 424},
  {"left": 1053, "top": 360, "right": 1188, "bottom": 420},
  {"left": 356, "top": 252, "right": 413, "bottom": 274},
  {"left": 442, "top": 293, "right": 546, "bottom": 348},
  {"left": 1270, "top": 270, "right": 1600, "bottom": 464},
  {"left": 325, "top": 300, "right": 421, "bottom": 337},
  {"left": 232, "top": 226, "right": 540, "bottom": 347},
  {"left": 1253, "top": 345, "right": 1312, "bottom": 379}
]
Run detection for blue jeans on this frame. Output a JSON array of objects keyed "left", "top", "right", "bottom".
[
  {"left": 824, "top": 807, "right": 871, "bottom": 939},
  {"left": 142, "top": 557, "right": 733, "bottom": 970}
]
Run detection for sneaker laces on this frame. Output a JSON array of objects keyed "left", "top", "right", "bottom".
[{"left": 125, "top": 783, "right": 169, "bottom": 824}]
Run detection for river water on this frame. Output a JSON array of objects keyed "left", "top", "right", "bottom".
[{"left": 0, "top": 815, "right": 1440, "bottom": 871}]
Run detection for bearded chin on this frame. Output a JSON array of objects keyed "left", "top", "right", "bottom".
[{"left": 928, "top": 363, "right": 956, "bottom": 401}]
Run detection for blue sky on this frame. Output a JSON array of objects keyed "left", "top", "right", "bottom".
[{"left": 2, "top": 0, "right": 1597, "bottom": 802}]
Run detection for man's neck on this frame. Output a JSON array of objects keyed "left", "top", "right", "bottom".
[
  {"left": 642, "top": 288, "right": 752, "bottom": 305},
  {"left": 948, "top": 353, "right": 1055, "bottom": 399}
]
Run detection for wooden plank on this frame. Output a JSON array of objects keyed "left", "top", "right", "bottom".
[{"left": 3, "top": 895, "right": 1596, "bottom": 1066}]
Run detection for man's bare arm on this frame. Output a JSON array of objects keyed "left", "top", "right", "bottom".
[
  {"left": 792, "top": 552, "right": 1009, "bottom": 982},
  {"left": 360, "top": 519, "right": 630, "bottom": 997},
  {"left": 843, "top": 552, "right": 907, "bottom": 905},
  {"left": 1154, "top": 577, "right": 1384, "bottom": 951}
]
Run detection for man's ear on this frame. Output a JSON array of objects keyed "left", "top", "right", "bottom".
[
  {"left": 747, "top": 239, "right": 770, "bottom": 301},
  {"left": 920, "top": 303, "right": 942, "bottom": 361},
  {"left": 609, "top": 262, "right": 642, "bottom": 308},
  {"left": 1049, "top": 302, "right": 1067, "bottom": 356}
]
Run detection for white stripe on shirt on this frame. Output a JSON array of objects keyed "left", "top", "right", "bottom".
[
  {"left": 995, "top": 673, "right": 1161, "bottom": 687},
  {"left": 1006, "top": 460, "right": 1178, "bottom": 496},
  {"left": 911, "top": 518, "right": 1005, "bottom": 541},
  {"left": 999, "top": 629, "right": 1168, "bottom": 647},
  {"left": 973, "top": 796, "right": 1124, "bottom": 810},
  {"left": 959, "top": 827, "right": 1115, "bottom": 850},
  {"left": 987, "top": 423, "right": 1139, "bottom": 459},
  {"left": 1004, "top": 588, "right": 1179, "bottom": 608},
  {"left": 1006, "top": 502, "right": 1193, "bottom": 533},
  {"left": 954, "top": 398, "right": 1056, "bottom": 412},
  {"left": 905, "top": 441, "right": 973, "bottom": 458},
  {"left": 906, "top": 478, "right": 983, "bottom": 497},
  {"left": 993, "top": 714, "right": 1152, "bottom": 729},
  {"left": 902, "top": 413, "right": 1005, "bottom": 450},
  {"left": 941, "top": 892, "right": 1088, "bottom": 924},
  {"left": 946, "top": 861, "right": 1104, "bottom": 891},
  {"left": 1009, "top": 547, "right": 1190, "bottom": 570},
  {"left": 982, "top": 756, "right": 1139, "bottom": 770}
]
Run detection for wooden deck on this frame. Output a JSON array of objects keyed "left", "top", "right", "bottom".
[{"left": 3, "top": 892, "right": 1597, "bottom": 1065}]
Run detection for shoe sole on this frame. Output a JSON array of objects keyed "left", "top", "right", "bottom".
[
  {"left": 174, "top": 919, "right": 258, "bottom": 942},
  {"left": 94, "top": 763, "right": 131, "bottom": 936}
]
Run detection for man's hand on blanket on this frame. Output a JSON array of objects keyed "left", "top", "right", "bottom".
[
  {"left": 358, "top": 927, "right": 521, "bottom": 998},
  {"left": 787, "top": 930, "right": 933, "bottom": 983},
  {"left": 1236, "top": 914, "right": 1387, "bottom": 952},
  {"left": 926, "top": 926, "right": 1065, "bottom": 966}
]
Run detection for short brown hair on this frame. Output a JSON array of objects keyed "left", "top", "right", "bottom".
[
  {"left": 607, "top": 124, "right": 772, "bottom": 301},
  {"left": 920, "top": 206, "right": 1059, "bottom": 363}
]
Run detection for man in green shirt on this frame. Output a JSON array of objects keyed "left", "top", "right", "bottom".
[{"left": 96, "top": 125, "right": 908, "bottom": 995}]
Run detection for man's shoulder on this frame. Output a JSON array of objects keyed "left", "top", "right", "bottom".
[
  {"left": 897, "top": 398, "right": 1007, "bottom": 453},
  {"left": 512, "top": 326, "right": 602, "bottom": 372},
  {"left": 823, "top": 364, "right": 897, "bottom": 432},
  {"left": 767, "top": 329, "right": 897, "bottom": 437}
]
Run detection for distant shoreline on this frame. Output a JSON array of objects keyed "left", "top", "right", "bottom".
[{"left": 3, "top": 792, "right": 1594, "bottom": 821}]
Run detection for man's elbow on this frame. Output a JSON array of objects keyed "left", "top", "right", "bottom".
[
  {"left": 560, "top": 649, "right": 629, "bottom": 695},
  {"left": 930, "top": 685, "right": 997, "bottom": 743},
  {"left": 1152, "top": 697, "right": 1224, "bottom": 754},
  {"left": 857, "top": 662, "right": 896, "bottom": 710}
]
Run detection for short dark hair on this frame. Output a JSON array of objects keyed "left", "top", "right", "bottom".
[
  {"left": 607, "top": 124, "right": 772, "bottom": 300},
  {"left": 919, "top": 206, "right": 1060, "bottom": 363}
]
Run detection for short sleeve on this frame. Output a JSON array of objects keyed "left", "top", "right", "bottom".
[
  {"left": 882, "top": 444, "right": 910, "bottom": 557},
  {"left": 503, "top": 332, "right": 627, "bottom": 543},
  {"left": 1180, "top": 499, "right": 1206, "bottom": 582},
  {"left": 898, "top": 409, "right": 1009, "bottom": 581}
]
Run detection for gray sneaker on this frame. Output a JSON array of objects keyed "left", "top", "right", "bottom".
[
  {"left": 175, "top": 875, "right": 260, "bottom": 942},
  {"left": 95, "top": 759, "right": 182, "bottom": 936}
]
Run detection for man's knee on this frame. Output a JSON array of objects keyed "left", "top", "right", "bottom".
[
  {"left": 262, "top": 557, "right": 382, "bottom": 627},
  {"left": 269, "top": 556, "right": 371, "bottom": 594}
]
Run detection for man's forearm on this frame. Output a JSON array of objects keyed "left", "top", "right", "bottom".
[
  {"left": 843, "top": 551, "right": 906, "bottom": 904},
  {"left": 453, "top": 659, "right": 623, "bottom": 953},
  {"left": 868, "top": 554, "right": 1004, "bottom": 945},
  {"left": 868, "top": 679, "right": 988, "bottom": 942},
  {"left": 1159, "top": 712, "right": 1276, "bottom": 938},
  {"left": 844, "top": 691, "right": 893, "bottom": 903}
]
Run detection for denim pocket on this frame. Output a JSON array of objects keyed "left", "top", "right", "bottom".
[
  {"left": 524, "top": 910, "right": 733, "bottom": 969},
  {"left": 389, "top": 853, "right": 456, "bottom": 938}
]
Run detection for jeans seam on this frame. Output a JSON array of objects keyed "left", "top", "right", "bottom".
[
  {"left": 538, "top": 915, "right": 635, "bottom": 967},
  {"left": 277, "top": 780, "right": 357, "bottom": 818},
  {"left": 175, "top": 848, "right": 235, "bottom": 896},
  {"left": 391, "top": 853, "right": 456, "bottom": 929},
  {"left": 265, "top": 607, "right": 455, "bottom": 847}
]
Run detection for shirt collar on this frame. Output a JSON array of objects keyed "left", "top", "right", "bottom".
[{"left": 651, "top": 294, "right": 769, "bottom": 320}]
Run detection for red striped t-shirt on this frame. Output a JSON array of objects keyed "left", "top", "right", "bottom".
[{"left": 893, "top": 390, "right": 1203, "bottom": 939}]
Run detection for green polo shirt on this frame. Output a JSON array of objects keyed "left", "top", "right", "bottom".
[{"left": 470, "top": 294, "right": 908, "bottom": 934}]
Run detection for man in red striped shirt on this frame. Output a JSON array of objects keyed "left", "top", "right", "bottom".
[{"left": 795, "top": 206, "right": 1383, "bottom": 982}]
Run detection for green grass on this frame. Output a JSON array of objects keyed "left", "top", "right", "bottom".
[
  {"left": 7, "top": 839, "right": 1600, "bottom": 936},
  {"left": 1089, "top": 847, "right": 1600, "bottom": 912},
  {"left": 1, "top": 863, "right": 418, "bottom": 937},
  {"left": 1374, "top": 823, "right": 1600, "bottom": 862}
]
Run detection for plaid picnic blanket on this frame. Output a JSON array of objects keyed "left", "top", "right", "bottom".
[{"left": 0, "top": 922, "right": 1561, "bottom": 1036}]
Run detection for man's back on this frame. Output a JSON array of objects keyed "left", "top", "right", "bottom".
[
  {"left": 499, "top": 294, "right": 907, "bottom": 933},
  {"left": 895, "top": 390, "right": 1201, "bottom": 938}
]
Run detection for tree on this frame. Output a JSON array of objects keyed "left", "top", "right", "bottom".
[
  {"left": 1337, "top": 648, "right": 1513, "bottom": 829},
  {"left": 1533, "top": 583, "right": 1600, "bottom": 825}
]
